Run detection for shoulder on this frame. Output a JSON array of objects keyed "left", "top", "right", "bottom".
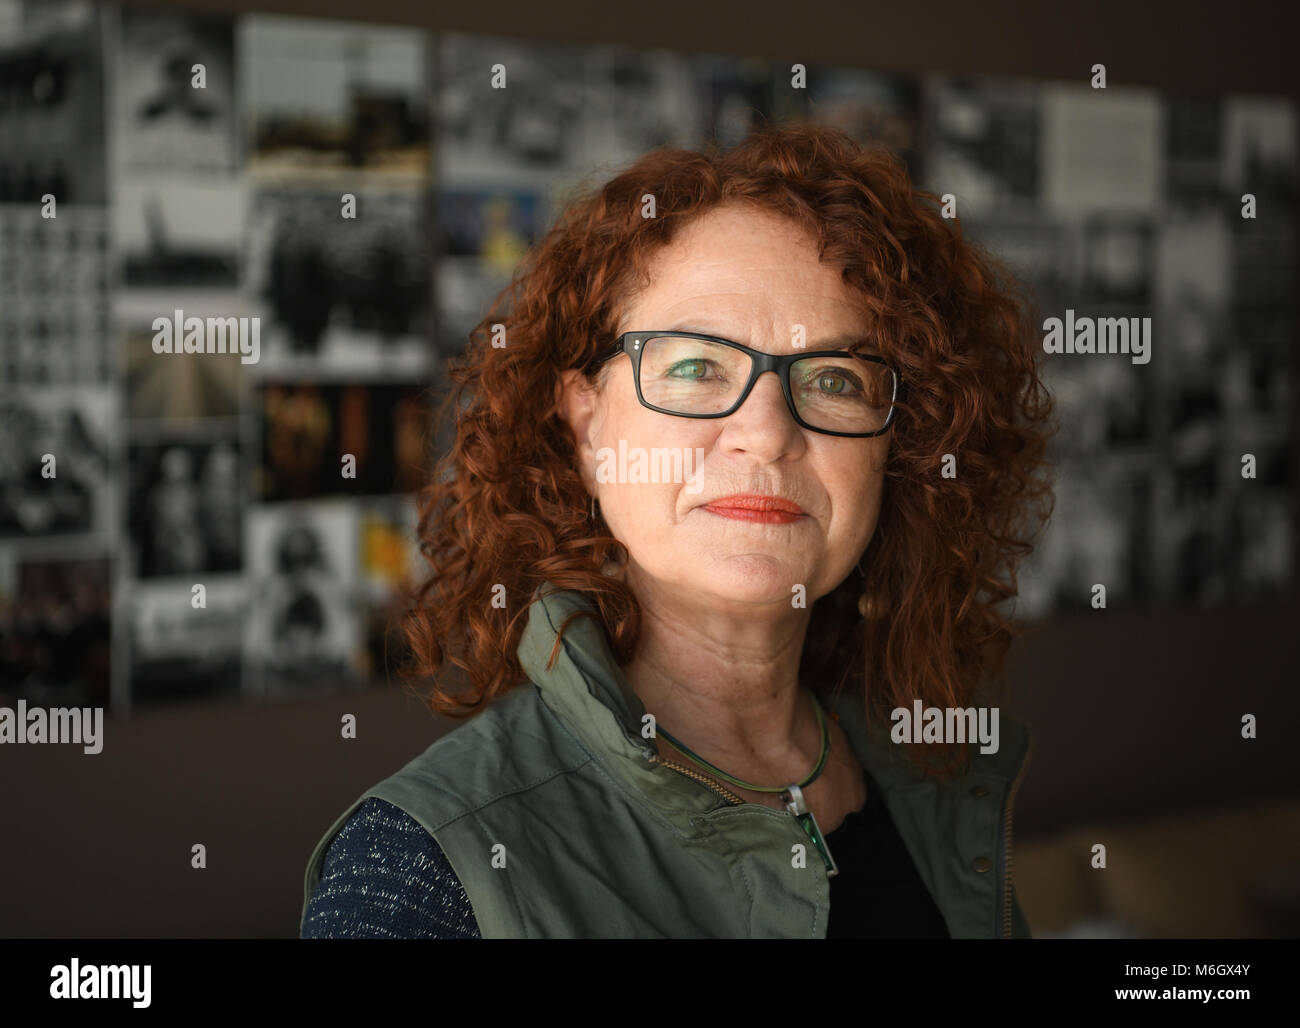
[
  {"left": 301, "top": 684, "right": 594, "bottom": 935},
  {"left": 370, "top": 682, "right": 594, "bottom": 828},
  {"left": 301, "top": 796, "right": 480, "bottom": 939}
]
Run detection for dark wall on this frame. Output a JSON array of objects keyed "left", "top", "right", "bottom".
[
  {"left": 3, "top": 0, "right": 1297, "bottom": 938},
  {"left": 141, "top": 0, "right": 1300, "bottom": 98}
]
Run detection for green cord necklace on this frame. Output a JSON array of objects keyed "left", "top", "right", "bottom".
[{"left": 654, "top": 688, "right": 839, "bottom": 877}]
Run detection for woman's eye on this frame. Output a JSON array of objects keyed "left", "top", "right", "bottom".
[
  {"left": 807, "top": 370, "right": 861, "bottom": 395},
  {"left": 666, "top": 359, "right": 713, "bottom": 380}
]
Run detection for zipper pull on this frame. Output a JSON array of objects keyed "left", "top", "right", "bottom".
[{"left": 782, "top": 784, "right": 838, "bottom": 878}]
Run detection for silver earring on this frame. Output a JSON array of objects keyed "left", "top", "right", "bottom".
[{"left": 590, "top": 495, "right": 598, "bottom": 523}]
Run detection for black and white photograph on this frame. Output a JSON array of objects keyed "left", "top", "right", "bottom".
[
  {"left": 113, "top": 6, "right": 238, "bottom": 173},
  {"left": 114, "top": 174, "right": 244, "bottom": 290},
  {"left": 0, "top": 385, "right": 115, "bottom": 538},
  {"left": 242, "top": 13, "right": 429, "bottom": 184},
  {"left": 1231, "top": 308, "right": 1294, "bottom": 418},
  {"left": 1221, "top": 95, "right": 1298, "bottom": 204},
  {"left": 435, "top": 32, "right": 589, "bottom": 177},
  {"left": 432, "top": 254, "right": 511, "bottom": 359},
  {"left": 0, "top": 0, "right": 107, "bottom": 205},
  {"left": 126, "top": 435, "right": 244, "bottom": 578},
  {"left": 1041, "top": 84, "right": 1162, "bottom": 218},
  {"left": 127, "top": 576, "right": 243, "bottom": 707},
  {"left": 961, "top": 211, "right": 1074, "bottom": 318},
  {"left": 923, "top": 76, "right": 1042, "bottom": 217},
  {"left": 1015, "top": 457, "right": 1155, "bottom": 619},
  {"left": 1078, "top": 214, "right": 1156, "bottom": 307},
  {"left": 0, "top": 2, "right": 110, "bottom": 389},
  {"left": 123, "top": 323, "right": 246, "bottom": 421},
  {"left": 1043, "top": 348, "right": 1155, "bottom": 457},
  {"left": 244, "top": 185, "right": 432, "bottom": 374},
  {"left": 243, "top": 500, "right": 362, "bottom": 697},
  {"left": 0, "top": 205, "right": 110, "bottom": 384},
  {"left": 578, "top": 46, "right": 697, "bottom": 171}
]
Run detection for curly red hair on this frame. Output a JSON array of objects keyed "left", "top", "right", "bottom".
[{"left": 399, "top": 121, "right": 1056, "bottom": 778}]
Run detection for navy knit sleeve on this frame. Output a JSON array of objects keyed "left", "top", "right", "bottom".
[{"left": 301, "top": 796, "right": 482, "bottom": 939}]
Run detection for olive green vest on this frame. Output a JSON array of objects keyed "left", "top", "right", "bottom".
[{"left": 302, "top": 582, "right": 1034, "bottom": 938}]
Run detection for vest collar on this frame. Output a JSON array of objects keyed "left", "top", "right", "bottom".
[
  {"left": 519, "top": 581, "right": 760, "bottom": 820},
  {"left": 517, "top": 581, "right": 655, "bottom": 763},
  {"left": 515, "top": 580, "right": 1031, "bottom": 815}
]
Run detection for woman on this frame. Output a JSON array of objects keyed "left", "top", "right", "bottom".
[{"left": 301, "top": 122, "right": 1055, "bottom": 939}]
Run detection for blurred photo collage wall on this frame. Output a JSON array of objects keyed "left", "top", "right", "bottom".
[{"left": 0, "top": 0, "right": 1295, "bottom": 715}]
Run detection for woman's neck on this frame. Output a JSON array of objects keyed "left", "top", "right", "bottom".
[{"left": 620, "top": 575, "right": 822, "bottom": 790}]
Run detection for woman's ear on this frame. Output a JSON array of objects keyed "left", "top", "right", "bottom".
[{"left": 555, "top": 369, "right": 602, "bottom": 493}]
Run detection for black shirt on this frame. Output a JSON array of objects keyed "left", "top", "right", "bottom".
[{"left": 824, "top": 765, "right": 951, "bottom": 938}]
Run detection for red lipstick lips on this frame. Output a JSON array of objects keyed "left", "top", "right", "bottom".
[{"left": 701, "top": 494, "right": 807, "bottom": 524}]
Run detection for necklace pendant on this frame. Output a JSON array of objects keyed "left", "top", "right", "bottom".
[{"left": 781, "top": 784, "right": 839, "bottom": 878}]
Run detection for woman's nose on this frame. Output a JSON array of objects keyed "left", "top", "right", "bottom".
[
  {"left": 717, "top": 372, "right": 803, "bottom": 451},
  {"left": 737, "top": 370, "right": 794, "bottom": 419}
]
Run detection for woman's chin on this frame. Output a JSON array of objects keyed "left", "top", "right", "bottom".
[{"left": 670, "top": 556, "right": 812, "bottom": 605}]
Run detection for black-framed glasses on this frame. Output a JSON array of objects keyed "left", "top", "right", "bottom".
[{"left": 599, "top": 331, "right": 901, "bottom": 438}]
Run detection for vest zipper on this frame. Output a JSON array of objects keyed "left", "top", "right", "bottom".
[
  {"left": 644, "top": 750, "right": 746, "bottom": 806},
  {"left": 1000, "top": 740, "right": 1033, "bottom": 938},
  {"left": 645, "top": 750, "right": 840, "bottom": 874}
]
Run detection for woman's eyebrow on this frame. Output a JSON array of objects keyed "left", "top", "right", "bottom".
[{"left": 816, "top": 334, "right": 879, "bottom": 352}]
